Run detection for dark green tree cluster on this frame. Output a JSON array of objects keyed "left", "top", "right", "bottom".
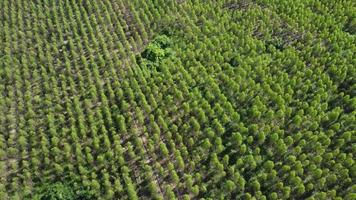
[{"left": 29, "top": 182, "right": 95, "bottom": 200}]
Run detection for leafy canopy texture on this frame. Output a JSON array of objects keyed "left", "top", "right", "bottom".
[
  {"left": 32, "top": 183, "right": 75, "bottom": 200},
  {"left": 30, "top": 182, "right": 94, "bottom": 200},
  {"left": 0, "top": 0, "right": 355, "bottom": 199}
]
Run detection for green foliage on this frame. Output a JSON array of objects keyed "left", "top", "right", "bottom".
[
  {"left": 138, "top": 35, "right": 174, "bottom": 68},
  {"left": 0, "top": 0, "right": 354, "bottom": 199},
  {"left": 30, "top": 182, "right": 94, "bottom": 200}
]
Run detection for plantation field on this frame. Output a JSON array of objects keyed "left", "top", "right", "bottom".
[{"left": 0, "top": 0, "right": 355, "bottom": 199}]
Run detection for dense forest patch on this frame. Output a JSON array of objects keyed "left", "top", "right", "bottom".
[{"left": 0, "top": 0, "right": 355, "bottom": 199}]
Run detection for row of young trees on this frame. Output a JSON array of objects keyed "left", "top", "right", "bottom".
[
  {"left": 0, "top": 0, "right": 181, "bottom": 199},
  {"left": 0, "top": 0, "right": 355, "bottom": 199}
]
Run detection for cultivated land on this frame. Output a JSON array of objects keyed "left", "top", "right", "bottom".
[{"left": 0, "top": 0, "right": 355, "bottom": 199}]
